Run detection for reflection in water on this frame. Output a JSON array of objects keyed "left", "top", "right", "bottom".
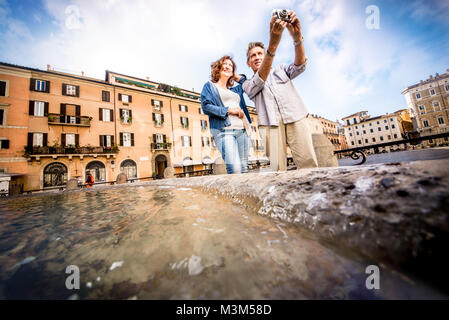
[{"left": 0, "top": 185, "right": 446, "bottom": 299}]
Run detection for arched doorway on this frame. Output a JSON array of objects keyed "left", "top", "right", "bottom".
[
  {"left": 86, "top": 161, "right": 106, "bottom": 183},
  {"left": 120, "top": 159, "right": 137, "bottom": 179},
  {"left": 155, "top": 155, "right": 167, "bottom": 178},
  {"left": 43, "top": 162, "right": 68, "bottom": 188}
]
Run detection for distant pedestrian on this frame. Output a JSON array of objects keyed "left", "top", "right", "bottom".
[{"left": 86, "top": 173, "right": 94, "bottom": 188}]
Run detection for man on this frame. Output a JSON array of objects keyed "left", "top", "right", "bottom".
[{"left": 242, "top": 10, "right": 318, "bottom": 171}]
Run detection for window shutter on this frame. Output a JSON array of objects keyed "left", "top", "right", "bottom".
[
  {"left": 199, "top": 108, "right": 201, "bottom": 114},
  {"left": 75, "top": 105, "right": 81, "bottom": 123},
  {"left": 60, "top": 104, "right": 66, "bottom": 115},
  {"left": 187, "top": 118, "right": 189, "bottom": 126},
  {"left": 202, "top": 138, "right": 204, "bottom": 147},
  {"left": 161, "top": 114, "right": 164, "bottom": 122},
  {"left": 100, "top": 135, "right": 103, "bottom": 147},
  {"left": 75, "top": 134, "right": 79, "bottom": 146},
  {"left": 120, "top": 108, "right": 123, "bottom": 117},
  {"left": 110, "top": 109, "right": 114, "bottom": 121},
  {"left": 151, "top": 99, "right": 154, "bottom": 106},
  {"left": 30, "top": 78, "right": 36, "bottom": 91},
  {"left": 99, "top": 108, "right": 103, "bottom": 121},
  {"left": 61, "top": 133, "right": 66, "bottom": 146},
  {"left": 27, "top": 133, "right": 33, "bottom": 147},
  {"left": 189, "top": 136, "right": 192, "bottom": 147},
  {"left": 206, "top": 120, "right": 208, "bottom": 128},
  {"left": 131, "top": 133, "right": 134, "bottom": 146},
  {"left": 129, "top": 95, "right": 132, "bottom": 103},
  {"left": 111, "top": 135, "right": 114, "bottom": 146},
  {"left": 62, "top": 84, "right": 67, "bottom": 95},
  {"left": 153, "top": 134, "right": 156, "bottom": 143},
  {"left": 179, "top": 105, "right": 181, "bottom": 111},
  {"left": 163, "top": 135, "right": 166, "bottom": 143},
  {"left": 75, "top": 86, "right": 80, "bottom": 97},
  {"left": 152, "top": 113, "right": 155, "bottom": 121},
  {"left": 119, "top": 133, "right": 123, "bottom": 146},
  {"left": 43, "top": 133, "right": 48, "bottom": 147},
  {"left": 129, "top": 109, "right": 132, "bottom": 118},
  {"left": 44, "top": 102, "right": 49, "bottom": 116},
  {"left": 29, "top": 101, "right": 34, "bottom": 115},
  {"left": 160, "top": 101, "right": 163, "bottom": 107},
  {"left": 180, "top": 117, "right": 183, "bottom": 125},
  {"left": 186, "top": 106, "right": 189, "bottom": 112},
  {"left": 118, "top": 93, "right": 122, "bottom": 101},
  {"left": 45, "top": 81, "right": 50, "bottom": 93},
  {"left": 60, "top": 104, "right": 66, "bottom": 123}
]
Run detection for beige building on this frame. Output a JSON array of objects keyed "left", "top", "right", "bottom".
[
  {"left": 342, "top": 110, "right": 410, "bottom": 152},
  {"left": 0, "top": 62, "right": 263, "bottom": 194},
  {"left": 309, "top": 114, "right": 342, "bottom": 151},
  {"left": 402, "top": 69, "right": 449, "bottom": 146}
]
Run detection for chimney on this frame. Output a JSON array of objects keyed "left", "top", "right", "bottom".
[
  {"left": 81, "top": 71, "right": 84, "bottom": 77},
  {"left": 146, "top": 77, "right": 149, "bottom": 80},
  {"left": 47, "top": 64, "right": 51, "bottom": 71}
]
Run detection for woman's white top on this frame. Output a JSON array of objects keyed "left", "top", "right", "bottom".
[{"left": 214, "top": 83, "right": 244, "bottom": 130}]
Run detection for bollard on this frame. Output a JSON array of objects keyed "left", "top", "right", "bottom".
[{"left": 163, "top": 167, "right": 175, "bottom": 179}]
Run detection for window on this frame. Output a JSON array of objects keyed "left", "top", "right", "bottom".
[
  {"left": 376, "top": 121, "right": 380, "bottom": 125},
  {"left": 391, "top": 124, "right": 395, "bottom": 129},
  {"left": 388, "top": 135, "right": 391, "bottom": 140},
  {"left": 362, "top": 124, "right": 365, "bottom": 128},
  {"left": 120, "top": 132, "right": 134, "bottom": 147},
  {"left": 384, "top": 119, "right": 387, "bottom": 123},
  {"left": 121, "top": 109, "right": 132, "bottom": 124},
  {"left": 353, "top": 118, "right": 357, "bottom": 124},
  {"left": 152, "top": 99, "right": 162, "bottom": 110},
  {"left": 358, "top": 140, "right": 362, "bottom": 145},
  {"left": 351, "top": 141, "right": 354, "bottom": 146},
  {"left": 33, "top": 133, "right": 44, "bottom": 147},
  {"left": 102, "top": 91, "right": 110, "bottom": 102},
  {"left": 100, "top": 135, "right": 114, "bottom": 147},
  {"left": 155, "top": 133, "right": 164, "bottom": 143},
  {"left": 179, "top": 105, "right": 188, "bottom": 112},
  {"left": 355, "top": 126, "right": 358, "bottom": 129},
  {"left": 63, "top": 84, "right": 79, "bottom": 97},
  {"left": 202, "top": 136, "right": 210, "bottom": 147},
  {"left": 119, "top": 93, "right": 132, "bottom": 103},
  {"left": 199, "top": 107, "right": 205, "bottom": 114},
  {"left": 438, "top": 117, "right": 445, "bottom": 125},
  {"left": 153, "top": 113, "right": 163, "bottom": 126},
  {"left": 393, "top": 134, "right": 398, "bottom": 139},
  {"left": 378, "top": 127, "right": 381, "bottom": 131},
  {"left": 35, "top": 80, "right": 46, "bottom": 92},
  {"left": 346, "top": 120, "right": 350, "bottom": 125},
  {"left": 356, "top": 131, "right": 359, "bottom": 135},
  {"left": 423, "top": 120, "right": 429, "bottom": 127},
  {"left": 201, "top": 120, "right": 208, "bottom": 130},
  {"left": 380, "top": 136, "right": 384, "bottom": 141},
  {"left": 385, "top": 126, "right": 389, "bottom": 130},
  {"left": 0, "top": 139, "right": 9, "bottom": 149},
  {"left": 430, "top": 89, "right": 436, "bottom": 96},
  {"left": 365, "top": 139, "right": 368, "bottom": 143},
  {"left": 363, "top": 130, "right": 366, "bottom": 134},
  {"left": 102, "top": 108, "right": 112, "bottom": 122},
  {"left": 416, "top": 93, "right": 421, "bottom": 99},
  {"left": 445, "top": 85, "right": 449, "bottom": 92},
  {"left": 34, "top": 101, "right": 45, "bottom": 117},
  {"left": 65, "top": 133, "right": 76, "bottom": 146},
  {"left": 349, "top": 133, "right": 353, "bottom": 137},
  {"left": 418, "top": 105, "right": 425, "bottom": 115},
  {"left": 181, "top": 116, "right": 189, "bottom": 128},
  {"left": 370, "top": 129, "right": 374, "bottom": 133},
  {"left": 372, "top": 138, "right": 376, "bottom": 142},
  {"left": 0, "top": 109, "right": 4, "bottom": 126},
  {"left": 433, "top": 101, "right": 441, "bottom": 111},
  {"left": 0, "top": 80, "right": 7, "bottom": 96},
  {"left": 182, "top": 135, "right": 191, "bottom": 147},
  {"left": 369, "top": 123, "right": 372, "bottom": 126},
  {"left": 348, "top": 127, "right": 351, "bottom": 131}
]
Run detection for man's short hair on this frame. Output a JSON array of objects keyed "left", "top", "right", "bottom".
[{"left": 247, "top": 42, "right": 265, "bottom": 61}]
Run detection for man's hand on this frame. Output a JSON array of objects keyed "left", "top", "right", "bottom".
[
  {"left": 269, "top": 15, "right": 287, "bottom": 48},
  {"left": 286, "top": 11, "right": 302, "bottom": 41}
]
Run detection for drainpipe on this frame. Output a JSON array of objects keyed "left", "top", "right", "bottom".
[
  {"left": 113, "top": 85, "right": 117, "bottom": 142},
  {"left": 169, "top": 97, "right": 176, "bottom": 158}
]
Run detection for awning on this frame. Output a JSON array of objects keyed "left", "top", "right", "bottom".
[
  {"left": 182, "top": 159, "right": 202, "bottom": 166},
  {"left": 202, "top": 157, "right": 213, "bottom": 164}
]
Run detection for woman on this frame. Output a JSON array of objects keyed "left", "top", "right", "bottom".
[{"left": 201, "top": 55, "right": 252, "bottom": 174}]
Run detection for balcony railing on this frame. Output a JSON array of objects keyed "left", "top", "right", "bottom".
[
  {"left": 25, "top": 145, "right": 119, "bottom": 155},
  {"left": 151, "top": 142, "right": 172, "bottom": 150},
  {"left": 48, "top": 113, "right": 92, "bottom": 127}
]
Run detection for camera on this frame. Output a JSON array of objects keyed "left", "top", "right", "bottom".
[{"left": 272, "top": 9, "right": 291, "bottom": 22}]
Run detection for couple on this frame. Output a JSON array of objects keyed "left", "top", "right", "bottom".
[{"left": 201, "top": 10, "right": 318, "bottom": 174}]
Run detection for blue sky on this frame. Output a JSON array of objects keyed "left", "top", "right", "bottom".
[{"left": 1, "top": 0, "right": 448, "bottom": 122}]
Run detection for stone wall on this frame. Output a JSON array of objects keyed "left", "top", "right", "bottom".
[{"left": 151, "top": 160, "right": 449, "bottom": 291}]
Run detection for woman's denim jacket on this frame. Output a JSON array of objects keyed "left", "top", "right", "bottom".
[{"left": 200, "top": 75, "right": 252, "bottom": 132}]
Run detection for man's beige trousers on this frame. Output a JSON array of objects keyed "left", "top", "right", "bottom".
[{"left": 259, "top": 117, "right": 318, "bottom": 171}]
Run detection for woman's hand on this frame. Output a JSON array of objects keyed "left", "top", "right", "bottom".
[
  {"left": 228, "top": 108, "right": 241, "bottom": 115},
  {"left": 232, "top": 74, "right": 242, "bottom": 82}
]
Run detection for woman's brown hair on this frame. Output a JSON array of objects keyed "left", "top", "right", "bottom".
[{"left": 210, "top": 55, "right": 236, "bottom": 88}]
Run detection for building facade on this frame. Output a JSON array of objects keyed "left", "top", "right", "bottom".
[
  {"left": 342, "top": 110, "right": 409, "bottom": 152},
  {"left": 402, "top": 69, "right": 449, "bottom": 146},
  {"left": 0, "top": 62, "right": 263, "bottom": 194},
  {"left": 310, "top": 114, "right": 342, "bottom": 151}
]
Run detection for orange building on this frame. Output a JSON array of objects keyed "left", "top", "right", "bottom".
[{"left": 0, "top": 62, "right": 263, "bottom": 194}]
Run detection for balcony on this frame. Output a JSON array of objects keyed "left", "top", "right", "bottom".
[
  {"left": 151, "top": 142, "right": 172, "bottom": 151},
  {"left": 48, "top": 113, "right": 92, "bottom": 127},
  {"left": 24, "top": 145, "right": 119, "bottom": 162}
]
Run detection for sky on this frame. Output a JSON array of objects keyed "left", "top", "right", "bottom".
[{"left": 1, "top": 0, "right": 448, "bottom": 122}]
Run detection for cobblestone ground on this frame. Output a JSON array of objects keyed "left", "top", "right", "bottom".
[{"left": 338, "top": 147, "right": 449, "bottom": 166}]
